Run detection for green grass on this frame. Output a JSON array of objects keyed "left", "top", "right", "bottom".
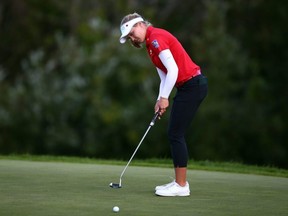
[
  {"left": 1, "top": 154, "right": 288, "bottom": 178},
  {"left": 0, "top": 157, "right": 288, "bottom": 216}
]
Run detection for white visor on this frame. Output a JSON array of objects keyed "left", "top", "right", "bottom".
[{"left": 119, "top": 17, "right": 144, "bottom": 44}]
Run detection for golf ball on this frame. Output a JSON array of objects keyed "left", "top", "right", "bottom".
[{"left": 113, "top": 206, "right": 120, "bottom": 212}]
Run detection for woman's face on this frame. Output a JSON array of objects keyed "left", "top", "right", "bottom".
[{"left": 128, "top": 23, "right": 146, "bottom": 44}]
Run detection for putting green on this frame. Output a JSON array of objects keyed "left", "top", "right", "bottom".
[{"left": 0, "top": 160, "right": 287, "bottom": 216}]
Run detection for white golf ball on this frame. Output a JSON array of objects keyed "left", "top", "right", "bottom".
[{"left": 113, "top": 206, "right": 120, "bottom": 212}]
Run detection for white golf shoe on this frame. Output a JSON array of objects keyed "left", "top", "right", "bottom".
[
  {"left": 155, "top": 181, "right": 190, "bottom": 197},
  {"left": 155, "top": 180, "right": 176, "bottom": 191}
]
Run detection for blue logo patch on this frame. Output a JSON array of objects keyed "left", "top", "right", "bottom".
[{"left": 152, "top": 40, "right": 159, "bottom": 48}]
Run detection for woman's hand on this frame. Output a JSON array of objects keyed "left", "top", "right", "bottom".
[{"left": 155, "top": 97, "right": 169, "bottom": 116}]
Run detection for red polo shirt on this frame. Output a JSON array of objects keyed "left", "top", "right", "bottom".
[{"left": 145, "top": 26, "right": 200, "bottom": 85}]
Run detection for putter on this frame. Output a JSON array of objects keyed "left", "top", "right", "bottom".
[{"left": 109, "top": 112, "right": 160, "bottom": 189}]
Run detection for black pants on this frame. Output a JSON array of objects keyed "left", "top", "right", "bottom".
[{"left": 168, "top": 74, "right": 208, "bottom": 167}]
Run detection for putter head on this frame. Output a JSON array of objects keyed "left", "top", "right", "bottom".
[{"left": 109, "top": 182, "right": 122, "bottom": 189}]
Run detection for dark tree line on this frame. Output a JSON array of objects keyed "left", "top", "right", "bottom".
[{"left": 0, "top": 0, "right": 287, "bottom": 168}]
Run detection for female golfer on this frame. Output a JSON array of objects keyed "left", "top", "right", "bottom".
[{"left": 119, "top": 13, "right": 207, "bottom": 196}]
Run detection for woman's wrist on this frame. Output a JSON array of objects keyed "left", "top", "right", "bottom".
[{"left": 160, "top": 96, "right": 168, "bottom": 100}]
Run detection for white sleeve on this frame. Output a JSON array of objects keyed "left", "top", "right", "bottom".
[
  {"left": 156, "top": 67, "right": 166, "bottom": 100},
  {"left": 158, "top": 49, "right": 178, "bottom": 99}
]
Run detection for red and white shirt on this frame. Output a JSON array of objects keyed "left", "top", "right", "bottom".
[{"left": 145, "top": 26, "right": 200, "bottom": 99}]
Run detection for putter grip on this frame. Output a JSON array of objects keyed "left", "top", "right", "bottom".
[{"left": 150, "top": 112, "right": 160, "bottom": 126}]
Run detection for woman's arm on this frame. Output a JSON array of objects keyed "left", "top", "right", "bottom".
[
  {"left": 158, "top": 49, "right": 178, "bottom": 99},
  {"left": 154, "top": 49, "right": 178, "bottom": 114}
]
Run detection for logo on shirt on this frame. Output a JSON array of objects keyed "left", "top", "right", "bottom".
[{"left": 152, "top": 40, "right": 159, "bottom": 48}]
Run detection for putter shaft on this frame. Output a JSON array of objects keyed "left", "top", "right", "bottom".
[{"left": 112, "top": 112, "right": 160, "bottom": 188}]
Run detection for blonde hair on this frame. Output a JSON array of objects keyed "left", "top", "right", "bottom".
[{"left": 120, "top": 12, "right": 151, "bottom": 48}]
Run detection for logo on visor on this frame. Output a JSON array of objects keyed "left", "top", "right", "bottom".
[{"left": 152, "top": 40, "right": 159, "bottom": 48}]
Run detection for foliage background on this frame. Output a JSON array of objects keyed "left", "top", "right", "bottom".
[{"left": 0, "top": 0, "right": 287, "bottom": 168}]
